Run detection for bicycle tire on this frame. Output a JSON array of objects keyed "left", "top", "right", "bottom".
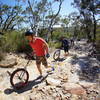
[
  {"left": 53, "top": 49, "right": 60, "bottom": 60},
  {"left": 10, "top": 68, "right": 29, "bottom": 89}
]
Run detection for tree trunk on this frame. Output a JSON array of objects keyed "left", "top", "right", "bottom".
[
  {"left": 86, "top": 25, "right": 91, "bottom": 42},
  {"left": 92, "top": 12, "right": 96, "bottom": 43},
  {"left": 46, "top": 0, "right": 63, "bottom": 42}
]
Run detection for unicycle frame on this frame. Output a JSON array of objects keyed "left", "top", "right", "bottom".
[{"left": 8, "top": 59, "right": 31, "bottom": 89}]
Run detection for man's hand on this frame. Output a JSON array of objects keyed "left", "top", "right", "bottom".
[{"left": 46, "top": 53, "right": 50, "bottom": 58}]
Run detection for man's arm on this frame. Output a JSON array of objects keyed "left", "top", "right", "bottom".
[
  {"left": 43, "top": 43, "right": 49, "bottom": 54},
  {"left": 39, "top": 37, "right": 49, "bottom": 55}
]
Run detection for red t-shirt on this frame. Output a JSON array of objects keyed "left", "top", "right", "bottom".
[{"left": 29, "top": 37, "right": 48, "bottom": 56}]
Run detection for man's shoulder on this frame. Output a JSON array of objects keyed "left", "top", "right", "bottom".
[
  {"left": 63, "top": 38, "right": 68, "bottom": 42},
  {"left": 62, "top": 39, "right": 69, "bottom": 44},
  {"left": 36, "top": 37, "right": 46, "bottom": 43}
]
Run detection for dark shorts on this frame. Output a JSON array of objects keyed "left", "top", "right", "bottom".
[
  {"left": 36, "top": 56, "right": 47, "bottom": 66},
  {"left": 64, "top": 46, "right": 69, "bottom": 53}
]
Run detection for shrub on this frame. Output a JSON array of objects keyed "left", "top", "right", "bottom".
[
  {"left": 0, "top": 50, "right": 5, "bottom": 61},
  {"left": 48, "top": 41, "right": 61, "bottom": 49},
  {"left": 0, "top": 31, "right": 32, "bottom": 53}
]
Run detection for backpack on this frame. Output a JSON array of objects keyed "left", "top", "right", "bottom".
[{"left": 62, "top": 39, "right": 69, "bottom": 47}]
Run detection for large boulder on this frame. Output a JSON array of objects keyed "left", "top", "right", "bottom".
[{"left": 0, "top": 58, "right": 17, "bottom": 68}]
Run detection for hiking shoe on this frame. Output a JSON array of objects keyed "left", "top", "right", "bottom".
[
  {"left": 47, "top": 67, "right": 55, "bottom": 73},
  {"left": 52, "top": 67, "right": 55, "bottom": 71}
]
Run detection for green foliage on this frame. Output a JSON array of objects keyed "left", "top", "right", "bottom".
[
  {"left": 52, "top": 28, "right": 63, "bottom": 40},
  {"left": 96, "top": 25, "right": 100, "bottom": 41},
  {"left": 0, "top": 4, "right": 24, "bottom": 31},
  {"left": 73, "top": 0, "right": 99, "bottom": 41},
  {"left": 52, "top": 27, "right": 71, "bottom": 40},
  {"left": 96, "top": 29, "right": 100, "bottom": 51},
  {"left": 96, "top": 33, "right": 100, "bottom": 41},
  {"left": 48, "top": 41, "right": 61, "bottom": 49},
  {"left": 0, "top": 31, "right": 31, "bottom": 53},
  {"left": 0, "top": 50, "right": 5, "bottom": 61}
]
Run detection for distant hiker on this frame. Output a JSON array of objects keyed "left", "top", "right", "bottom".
[
  {"left": 61, "top": 37, "right": 69, "bottom": 56},
  {"left": 25, "top": 31, "right": 54, "bottom": 77},
  {"left": 70, "top": 38, "right": 74, "bottom": 48}
]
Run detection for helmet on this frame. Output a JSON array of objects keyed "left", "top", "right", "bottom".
[{"left": 25, "top": 31, "right": 35, "bottom": 36}]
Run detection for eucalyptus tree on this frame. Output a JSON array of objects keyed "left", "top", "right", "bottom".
[
  {"left": 72, "top": 0, "right": 100, "bottom": 41},
  {"left": 15, "top": 0, "right": 64, "bottom": 41},
  {"left": 46, "top": 0, "right": 63, "bottom": 41},
  {"left": 61, "top": 16, "right": 70, "bottom": 33},
  {"left": 0, "top": 3, "right": 24, "bottom": 31},
  {"left": 26, "top": 0, "right": 48, "bottom": 36},
  {"left": 68, "top": 12, "right": 82, "bottom": 39}
]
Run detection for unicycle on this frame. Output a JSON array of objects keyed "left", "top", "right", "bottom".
[
  {"left": 9, "top": 60, "right": 30, "bottom": 89},
  {"left": 53, "top": 49, "right": 61, "bottom": 61}
]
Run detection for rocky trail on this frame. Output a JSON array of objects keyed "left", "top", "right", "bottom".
[{"left": 0, "top": 40, "right": 100, "bottom": 100}]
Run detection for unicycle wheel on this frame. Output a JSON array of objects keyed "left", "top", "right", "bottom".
[
  {"left": 10, "top": 68, "right": 29, "bottom": 89},
  {"left": 53, "top": 50, "right": 60, "bottom": 60}
]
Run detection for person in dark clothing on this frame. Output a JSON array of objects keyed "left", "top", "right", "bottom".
[
  {"left": 61, "top": 37, "right": 69, "bottom": 56},
  {"left": 70, "top": 38, "right": 74, "bottom": 48}
]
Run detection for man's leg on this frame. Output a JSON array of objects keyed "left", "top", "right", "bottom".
[
  {"left": 64, "top": 47, "right": 69, "bottom": 56},
  {"left": 36, "top": 56, "right": 42, "bottom": 75},
  {"left": 42, "top": 56, "right": 54, "bottom": 72},
  {"left": 64, "top": 47, "right": 67, "bottom": 56},
  {"left": 36, "top": 63, "right": 42, "bottom": 75},
  {"left": 41, "top": 56, "right": 48, "bottom": 68},
  {"left": 66, "top": 46, "right": 69, "bottom": 55}
]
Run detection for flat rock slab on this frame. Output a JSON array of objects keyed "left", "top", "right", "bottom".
[
  {"left": 0, "top": 58, "right": 17, "bottom": 68},
  {"left": 62, "top": 83, "right": 86, "bottom": 95},
  {"left": 46, "top": 77, "right": 61, "bottom": 86}
]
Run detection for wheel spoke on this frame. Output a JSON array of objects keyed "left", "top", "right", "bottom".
[{"left": 14, "top": 72, "right": 20, "bottom": 78}]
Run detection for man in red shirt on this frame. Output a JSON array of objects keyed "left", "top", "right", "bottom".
[{"left": 25, "top": 31, "right": 53, "bottom": 77}]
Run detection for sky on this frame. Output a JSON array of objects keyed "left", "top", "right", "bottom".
[
  {"left": 0, "top": 0, "right": 79, "bottom": 28},
  {"left": 0, "top": 0, "right": 78, "bottom": 16},
  {"left": 54, "top": 0, "right": 78, "bottom": 16}
]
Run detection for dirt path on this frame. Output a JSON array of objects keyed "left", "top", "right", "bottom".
[{"left": 0, "top": 40, "right": 100, "bottom": 100}]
